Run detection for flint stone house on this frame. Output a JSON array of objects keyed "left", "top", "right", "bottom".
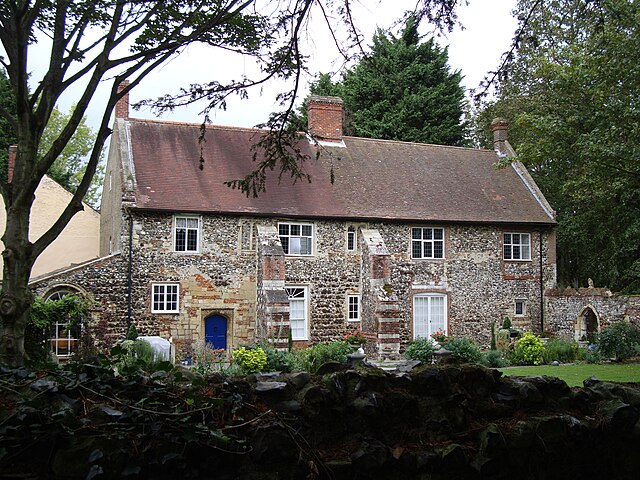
[{"left": 31, "top": 94, "right": 560, "bottom": 360}]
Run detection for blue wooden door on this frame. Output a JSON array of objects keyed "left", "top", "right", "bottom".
[{"left": 205, "top": 315, "right": 227, "bottom": 350}]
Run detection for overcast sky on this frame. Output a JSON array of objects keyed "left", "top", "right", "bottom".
[{"left": 34, "top": 0, "right": 518, "bottom": 130}]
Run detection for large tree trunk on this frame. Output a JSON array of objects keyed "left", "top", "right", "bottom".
[{"left": 1, "top": 186, "right": 36, "bottom": 367}]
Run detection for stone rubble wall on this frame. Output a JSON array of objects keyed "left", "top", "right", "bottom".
[
  {"left": 31, "top": 213, "right": 557, "bottom": 358},
  {"left": 545, "top": 287, "right": 640, "bottom": 339}
]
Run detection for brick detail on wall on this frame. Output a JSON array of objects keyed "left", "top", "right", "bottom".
[
  {"left": 361, "top": 229, "right": 401, "bottom": 360},
  {"left": 256, "top": 225, "right": 290, "bottom": 348}
]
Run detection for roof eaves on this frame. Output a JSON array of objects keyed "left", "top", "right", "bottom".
[{"left": 128, "top": 205, "right": 557, "bottom": 227}]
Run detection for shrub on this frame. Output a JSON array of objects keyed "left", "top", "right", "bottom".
[
  {"left": 25, "top": 295, "right": 91, "bottom": 366},
  {"left": 446, "top": 337, "right": 483, "bottom": 364},
  {"left": 496, "top": 329, "right": 511, "bottom": 351},
  {"left": 597, "top": 322, "right": 640, "bottom": 361},
  {"left": 502, "top": 317, "right": 512, "bottom": 330},
  {"left": 232, "top": 347, "right": 268, "bottom": 374},
  {"left": 405, "top": 338, "right": 436, "bottom": 363},
  {"left": 192, "top": 340, "right": 226, "bottom": 375},
  {"left": 541, "top": 338, "right": 580, "bottom": 364},
  {"left": 126, "top": 323, "right": 139, "bottom": 341},
  {"left": 481, "top": 349, "right": 510, "bottom": 368},
  {"left": 511, "top": 332, "right": 545, "bottom": 366},
  {"left": 585, "top": 345, "right": 603, "bottom": 364},
  {"left": 302, "top": 341, "right": 353, "bottom": 373},
  {"left": 259, "top": 343, "right": 294, "bottom": 372}
]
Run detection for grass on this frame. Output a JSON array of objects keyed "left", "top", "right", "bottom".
[{"left": 498, "top": 363, "right": 640, "bottom": 387}]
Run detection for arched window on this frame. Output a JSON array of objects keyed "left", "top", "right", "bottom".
[{"left": 45, "top": 287, "right": 83, "bottom": 357}]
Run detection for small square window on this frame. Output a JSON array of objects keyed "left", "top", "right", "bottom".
[
  {"left": 515, "top": 300, "right": 526, "bottom": 317},
  {"left": 152, "top": 283, "right": 180, "bottom": 313},
  {"left": 279, "top": 222, "right": 314, "bottom": 256},
  {"left": 347, "top": 295, "right": 360, "bottom": 321},
  {"left": 504, "top": 232, "right": 531, "bottom": 261}
]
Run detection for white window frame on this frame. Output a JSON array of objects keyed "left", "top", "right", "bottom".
[
  {"left": 503, "top": 232, "right": 531, "bottom": 261},
  {"left": 347, "top": 294, "right": 360, "bottom": 321},
  {"left": 151, "top": 283, "right": 180, "bottom": 313},
  {"left": 46, "top": 290, "right": 82, "bottom": 357},
  {"left": 278, "top": 222, "right": 314, "bottom": 256},
  {"left": 285, "top": 286, "right": 309, "bottom": 340},
  {"left": 411, "top": 227, "right": 445, "bottom": 259},
  {"left": 413, "top": 294, "right": 447, "bottom": 340},
  {"left": 173, "top": 215, "right": 201, "bottom": 253},
  {"left": 514, "top": 300, "right": 526, "bottom": 317},
  {"left": 346, "top": 226, "right": 357, "bottom": 253}
]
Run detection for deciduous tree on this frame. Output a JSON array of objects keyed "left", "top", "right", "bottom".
[
  {"left": 474, "top": 0, "right": 640, "bottom": 292},
  {"left": 0, "top": 0, "right": 462, "bottom": 366}
]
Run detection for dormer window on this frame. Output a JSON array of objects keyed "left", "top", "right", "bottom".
[
  {"left": 174, "top": 216, "right": 200, "bottom": 253},
  {"left": 278, "top": 222, "right": 313, "bottom": 256}
]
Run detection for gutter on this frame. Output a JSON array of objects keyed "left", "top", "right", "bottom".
[
  {"left": 127, "top": 213, "right": 133, "bottom": 327},
  {"left": 539, "top": 230, "right": 544, "bottom": 333}
]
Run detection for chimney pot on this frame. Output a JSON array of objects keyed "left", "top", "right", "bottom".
[
  {"left": 307, "top": 95, "right": 343, "bottom": 141},
  {"left": 7, "top": 144, "right": 17, "bottom": 183},
  {"left": 491, "top": 117, "right": 509, "bottom": 155},
  {"left": 115, "top": 80, "right": 130, "bottom": 120}
]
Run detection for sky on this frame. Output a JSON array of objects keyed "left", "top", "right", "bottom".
[{"left": 27, "top": 0, "right": 518, "bottom": 131}]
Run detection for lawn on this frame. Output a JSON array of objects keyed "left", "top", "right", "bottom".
[{"left": 498, "top": 363, "right": 640, "bottom": 387}]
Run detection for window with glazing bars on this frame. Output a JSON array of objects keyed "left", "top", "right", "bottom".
[
  {"left": 411, "top": 227, "right": 444, "bottom": 259},
  {"left": 279, "top": 223, "right": 313, "bottom": 255},
  {"left": 174, "top": 216, "right": 199, "bottom": 252}
]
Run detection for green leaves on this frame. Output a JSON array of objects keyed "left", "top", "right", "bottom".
[{"left": 477, "top": 0, "right": 640, "bottom": 292}]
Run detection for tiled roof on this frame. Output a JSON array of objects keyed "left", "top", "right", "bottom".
[{"left": 124, "top": 119, "right": 555, "bottom": 225}]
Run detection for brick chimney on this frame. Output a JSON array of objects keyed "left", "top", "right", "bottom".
[
  {"left": 491, "top": 117, "right": 511, "bottom": 156},
  {"left": 7, "top": 144, "right": 17, "bottom": 183},
  {"left": 307, "top": 95, "right": 343, "bottom": 142},
  {"left": 115, "top": 80, "right": 130, "bottom": 120}
]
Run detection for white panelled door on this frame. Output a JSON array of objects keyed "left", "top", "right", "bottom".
[{"left": 413, "top": 294, "right": 447, "bottom": 340}]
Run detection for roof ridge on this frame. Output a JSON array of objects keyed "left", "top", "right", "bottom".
[
  {"left": 342, "top": 135, "right": 495, "bottom": 153},
  {"left": 126, "top": 116, "right": 268, "bottom": 134}
]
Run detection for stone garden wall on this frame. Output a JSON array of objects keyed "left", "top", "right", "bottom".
[
  {"left": 4, "top": 362, "right": 640, "bottom": 479},
  {"left": 546, "top": 287, "right": 640, "bottom": 339}
]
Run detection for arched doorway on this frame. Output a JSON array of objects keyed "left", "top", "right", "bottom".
[
  {"left": 575, "top": 306, "right": 599, "bottom": 342},
  {"left": 204, "top": 315, "right": 228, "bottom": 350}
]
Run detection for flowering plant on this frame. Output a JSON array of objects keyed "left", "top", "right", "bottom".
[
  {"left": 430, "top": 329, "right": 449, "bottom": 344},
  {"left": 344, "top": 329, "right": 366, "bottom": 345}
]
